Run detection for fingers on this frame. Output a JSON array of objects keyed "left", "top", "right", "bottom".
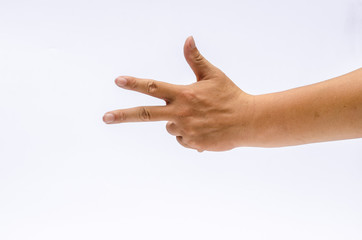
[
  {"left": 103, "top": 105, "right": 171, "bottom": 124},
  {"left": 176, "top": 136, "right": 194, "bottom": 150},
  {"left": 176, "top": 136, "right": 204, "bottom": 152},
  {"left": 166, "top": 121, "right": 182, "bottom": 136},
  {"left": 183, "top": 36, "right": 215, "bottom": 81},
  {"left": 115, "top": 76, "right": 179, "bottom": 102}
]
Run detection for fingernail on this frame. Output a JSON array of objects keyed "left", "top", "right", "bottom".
[
  {"left": 116, "top": 77, "right": 127, "bottom": 87},
  {"left": 103, "top": 113, "right": 115, "bottom": 123},
  {"left": 189, "top": 36, "right": 196, "bottom": 49}
]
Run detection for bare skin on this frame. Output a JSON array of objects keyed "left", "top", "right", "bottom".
[{"left": 103, "top": 36, "right": 362, "bottom": 152}]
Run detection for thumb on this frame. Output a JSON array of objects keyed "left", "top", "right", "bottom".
[{"left": 184, "top": 36, "right": 215, "bottom": 81}]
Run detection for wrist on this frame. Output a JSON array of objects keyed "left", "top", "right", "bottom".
[{"left": 238, "top": 92, "right": 283, "bottom": 148}]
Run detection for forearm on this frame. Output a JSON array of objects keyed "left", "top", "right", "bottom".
[{"left": 247, "top": 68, "right": 362, "bottom": 147}]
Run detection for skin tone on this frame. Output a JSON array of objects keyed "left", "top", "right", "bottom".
[{"left": 103, "top": 36, "right": 362, "bottom": 152}]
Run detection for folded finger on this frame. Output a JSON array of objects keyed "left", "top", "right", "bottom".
[
  {"left": 166, "top": 121, "right": 182, "bottom": 136},
  {"left": 176, "top": 136, "right": 194, "bottom": 150},
  {"left": 176, "top": 136, "right": 204, "bottom": 152}
]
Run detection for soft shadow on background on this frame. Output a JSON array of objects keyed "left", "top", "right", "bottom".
[{"left": 0, "top": 0, "right": 361, "bottom": 239}]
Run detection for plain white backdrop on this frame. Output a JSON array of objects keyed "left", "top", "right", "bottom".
[{"left": 0, "top": 0, "right": 362, "bottom": 239}]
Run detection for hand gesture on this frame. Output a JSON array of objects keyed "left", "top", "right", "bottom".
[{"left": 103, "top": 36, "right": 255, "bottom": 152}]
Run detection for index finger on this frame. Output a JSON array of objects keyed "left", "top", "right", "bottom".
[{"left": 115, "top": 76, "right": 180, "bottom": 102}]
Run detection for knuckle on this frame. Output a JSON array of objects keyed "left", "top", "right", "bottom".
[
  {"left": 179, "top": 89, "right": 197, "bottom": 102},
  {"left": 147, "top": 80, "right": 158, "bottom": 94},
  {"left": 139, "top": 107, "right": 151, "bottom": 121},
  {"left": 193, "top": 51, "right": 204, "bottom": 64},
  {"left": 176, "top": 107, "right": 192, "bottom": 119},
  {"left": 165, "top": 122, "right": 173, "bottom": 133},
  {"left": 127, "top": 77, "right": 138, "bottom": 89},
  {"left": 117, "top": 111, "right": 126, "bottom": 121},
  {"left": 166, "top": 122, "right": 180, "bottom": 136}
]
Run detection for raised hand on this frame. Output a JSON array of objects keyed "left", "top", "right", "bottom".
[{"left": 103, "top": 36, "right": 255, "bottom": 152}]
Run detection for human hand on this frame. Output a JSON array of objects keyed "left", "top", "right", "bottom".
[{"left": 103, "top": 36, "right": 256, "bottom": 152}]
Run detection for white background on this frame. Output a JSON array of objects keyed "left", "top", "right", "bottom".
[{"left": 0, "top": 0, "right": 362, "bottom": 239}]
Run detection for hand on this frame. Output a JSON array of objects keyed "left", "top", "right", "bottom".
[{"left": 103, "top": 36, "right": 255, "bottom": 152}]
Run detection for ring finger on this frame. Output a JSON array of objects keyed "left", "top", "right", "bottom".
[{"left": 166, "top": 121, "right": 182, "bottom": 136}]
